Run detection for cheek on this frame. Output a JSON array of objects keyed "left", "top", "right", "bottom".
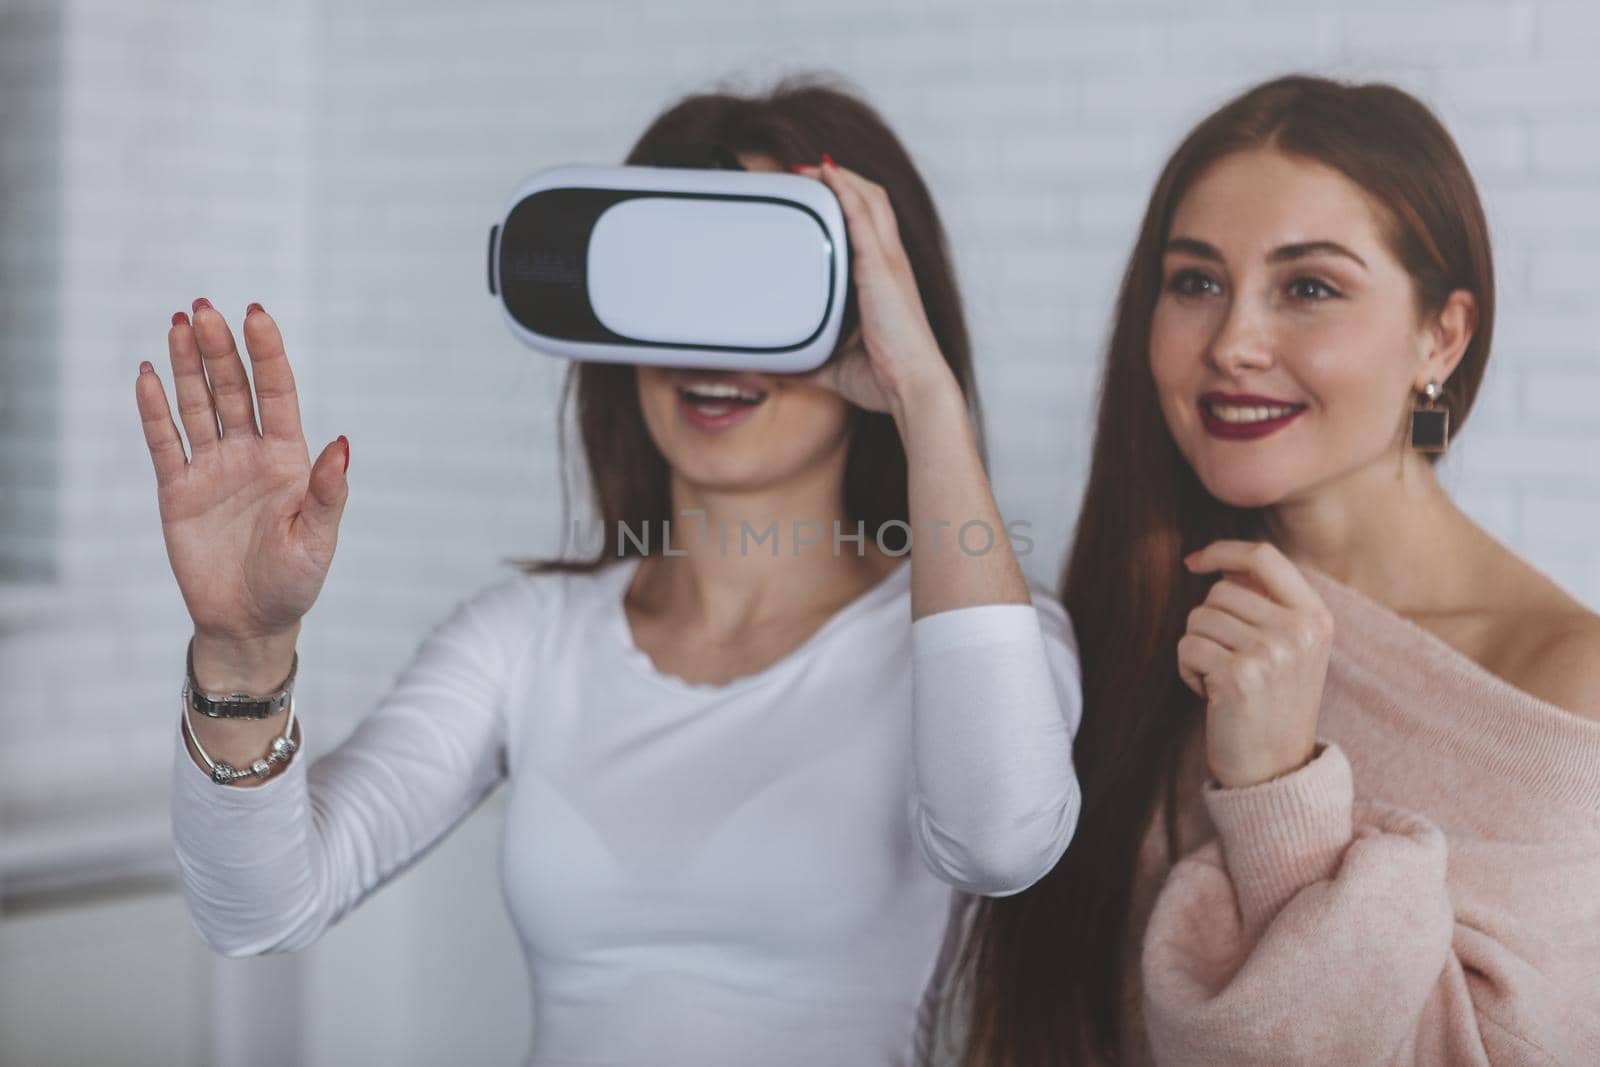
[
  {"left": 1149, "top": 298, "right": 1219, "bottom": 388},
  {"left": 635, "top": 373, "right": 681, "bottom": 452},
  {"left": 1148, "top": 302, "right": 1187, "bottom": 383},
  {"left": 1288, "top": 306, "right": 1416, "bottom": 428},
  {"left": 760, "top": 390, "right": 853, "bottom": 465},
  {"left": 1148, "top": 301, "right": 1211, "bottom": 430}
]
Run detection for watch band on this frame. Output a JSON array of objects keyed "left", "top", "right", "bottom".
[{"left": 185, "top": 635, "right": 297, "bottom": 719}]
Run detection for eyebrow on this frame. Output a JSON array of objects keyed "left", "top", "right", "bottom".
[{"left": 1164, "top": 236, "right": 1368, "bottom": 270}]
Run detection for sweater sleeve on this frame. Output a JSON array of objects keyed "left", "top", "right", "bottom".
[
  {"left": 1140, "top": 740, "right": 1600, "bottom": 1065},
  {"left": 908, "top": 588, "right": 1084, "bottom": 897},
  {"left": 169, "top": 575, "right": 531, "bottom": 957}
]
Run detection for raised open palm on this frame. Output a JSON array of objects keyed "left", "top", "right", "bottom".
[{"left": 135, "top": 299, "right": 349, "bottom": 643}]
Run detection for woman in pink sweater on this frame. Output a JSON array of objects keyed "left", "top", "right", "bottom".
[{"left": 946, "top": 74, "right": 1600, "bottom": 1065}]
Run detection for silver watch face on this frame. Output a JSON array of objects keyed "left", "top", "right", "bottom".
[
  {"left": 200, "top": 698, "right": 277, "bottom": 719},
  {"left": 186, "top": 682, "right": 286, "bottom": 719},
  {"left": 183, "top": 644, "right": 296, "bottom": 719}
]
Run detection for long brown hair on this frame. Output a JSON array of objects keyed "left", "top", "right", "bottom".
[
  {"left": 506, "top": 74, "right": 981, "bottom": 574},
  {"left": 955, "top": 73, "right": 1496, "bottom": 1066}
]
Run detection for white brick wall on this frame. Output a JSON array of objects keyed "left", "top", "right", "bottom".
[{"left": 4, "top": 1, "right": 1597, "bottom": 1064}]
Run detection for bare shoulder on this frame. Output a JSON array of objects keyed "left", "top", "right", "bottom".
[
  {"left": 1484, "top": 552, "right": 1600, "bottom": 723},
  {"left": 1512, "top": 613, "right": 1600, "bottom": 724}
]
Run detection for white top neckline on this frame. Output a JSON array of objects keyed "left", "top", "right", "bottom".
[{"left": 607, "top": 553, "right": 914, "bottom": 695}]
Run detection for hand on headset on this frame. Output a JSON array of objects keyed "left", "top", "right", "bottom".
[{"left": 788, "top": 158, "right": 960, "bottom": 424}]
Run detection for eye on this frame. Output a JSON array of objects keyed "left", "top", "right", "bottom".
[
  {"left": 1166, "top": 268, "right": 1220, "bottom": 298},
  {"left": 1287, "top": 275, "right": 1341, "bottom": 301}
]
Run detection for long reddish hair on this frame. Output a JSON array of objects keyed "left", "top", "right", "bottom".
[
  {"left": 506, "top": 75, "right": 981, "bottom": 574},
  {"left": 954, "top": 73, "right": 1495, "bottom": 1065}
]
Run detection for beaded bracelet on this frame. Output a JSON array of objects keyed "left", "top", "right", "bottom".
[{"left": 181, "top": 677, "right": 300, "bottom": 784}]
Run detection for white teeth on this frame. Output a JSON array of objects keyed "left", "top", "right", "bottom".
[
  {"left": 1207, "top": 402, "right": 1299, "bottom": 423},
  {"left": 680, "top": 381, "right": 765, "bottom": 405}
]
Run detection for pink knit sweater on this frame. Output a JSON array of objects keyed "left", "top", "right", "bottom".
[{"left": 1119, "top": 563, "right": 1600, "bottom": 1066}]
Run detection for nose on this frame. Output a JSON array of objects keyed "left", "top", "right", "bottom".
[{"left": 1205, "top": 294, "right": 1275, "bottom": 378}]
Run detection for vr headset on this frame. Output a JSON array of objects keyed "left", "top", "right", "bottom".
[{"left": 487, "top": 147, "right": 849, "bottom": 373}]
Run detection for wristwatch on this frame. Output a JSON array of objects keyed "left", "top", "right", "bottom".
[{"left": 184, "top": 635, "right": 297, "bottom": 719}]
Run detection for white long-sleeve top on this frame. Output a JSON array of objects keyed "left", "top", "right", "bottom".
[{"left": 171, "top": 555, "right": 1082, "bottom": 1067}]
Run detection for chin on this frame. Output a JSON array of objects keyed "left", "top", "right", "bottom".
[
  {"left": 679, "top": 441, "right": 831, "bottom": 494},
  {"left": 669, "top": 455, "right": 772, "bottom": 493},
  {"left": 1193, "top": 465, "right": 1295, "bottom": 510}
]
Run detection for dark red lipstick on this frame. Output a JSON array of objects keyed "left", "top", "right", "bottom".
[{"left": 1198, "top": 391, "right": 1308, "bottom": 441}]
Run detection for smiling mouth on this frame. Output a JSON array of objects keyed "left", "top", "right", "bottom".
[
  {"left": 1202, "top": 399, "right": 1306, "bottom": 424},
  {"left": 1197, "top": 393, "right": 1309, "bottom": 440},
  {"left": 677, "top": 381, "right": 769, "bottom": 415}
]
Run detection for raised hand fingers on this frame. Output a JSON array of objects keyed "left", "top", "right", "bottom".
[
  {"left": 135, "top": 360, "right": 189, "bottom": 489},
  {"left": 240, "top": 304, "right": 305, "bottom": 446},
  {"left": 190, "top": 300, "right": 261, "bottom": 440},
  {"left": 167, "top": 310, "right": 222, "bottom": 456}
]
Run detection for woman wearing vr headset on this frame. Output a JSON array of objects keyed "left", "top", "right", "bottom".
[
  {"left": 138, "top": 79, "right": 1082, "bottom": 1065},
  {"left": 945, "top": 75, "right": 1600, "bottom": 1066}
]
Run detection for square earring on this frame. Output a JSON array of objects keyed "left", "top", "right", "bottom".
[{"left": 1410, "top": 380, "right": 1449, "bottom": 454}]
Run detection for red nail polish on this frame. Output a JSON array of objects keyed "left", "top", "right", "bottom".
[
  {"left": 172, "top": 311, "right": 190, "bottom": 327},
  {"left": 822, "top": 152, "right": 836, "bottom": 169},
  {"left": 246, "top": 302, "right": 264, "bottom": 318},
  {"left": 192, "top": 297, "right": 213, "bottom": 315},
  {"left": 338, "top": 435, "right": 350, "bottom": 475},
  {"left": 139, "top": 360, "right": 153, "bottom": 375}
]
